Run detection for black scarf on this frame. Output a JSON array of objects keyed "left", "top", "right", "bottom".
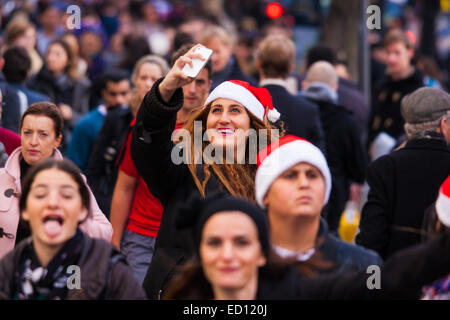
[{"left": 13, "top": 229, "right": 85, "bottom": 300}]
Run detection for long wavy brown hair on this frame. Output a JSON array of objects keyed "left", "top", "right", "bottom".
[{"left": 174, "top": 102, "right": 284, "bottom": 202}]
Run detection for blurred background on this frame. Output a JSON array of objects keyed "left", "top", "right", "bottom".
[{"left": 1, "top": 0, "right": 449, "bottom": 98}]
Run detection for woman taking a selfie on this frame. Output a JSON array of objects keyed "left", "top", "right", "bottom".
[{"left": 131, "top": 44, "right": 281, "bottom": 299}]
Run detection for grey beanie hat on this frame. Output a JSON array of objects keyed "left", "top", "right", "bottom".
[{"left": 401, "top": 87, "right": 450, "bottom": 124}]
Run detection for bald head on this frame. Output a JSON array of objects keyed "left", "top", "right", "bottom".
[{"left": 304, "top": 61, "right": 339, "bottom": 90}]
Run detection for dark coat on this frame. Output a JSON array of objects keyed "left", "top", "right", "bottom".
[
  {"left": 259, "top": 228, "right": 450, "bottom": 299},
  {"left": 306, "top": 98, "right": 367, "bottom": 231},
  {"left": 0, "top": 233, "right": 146, "bottom": 300},
  {"left": 27, "top": 66, "right": 91, "bottom": 130},
  {"left": 314, "top": 218, "right": 382, "bottom": 273},
  {"left": 262, "top": 84, "right": 325, "bottom": 152},
  {"left": 0, "top": 73, "right": 21, "bottom": 133},
  {"left": 369, "top": 69, "right": 424, "bottom": 141},
  {"left": 296, "top": 73, "right": 369, "bottom": 143},
  {"left": 210, "top": 55, "right": 257, "bottom": 91},
  {"left": 86, "top": 106, "right": 134, "bottom": 217},
  {"left": 131, "top": 78, "right": 224, "bottom": 299},
  {"left": 356, "top": 137, "right": 450, "bottom": 259},
  {"left": 169, "top": 228, "right": 450, "bottom": 299}
]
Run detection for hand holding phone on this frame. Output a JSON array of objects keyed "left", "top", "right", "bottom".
[{"left": 182, "top": 46, "right": 213, "bottom": 78}]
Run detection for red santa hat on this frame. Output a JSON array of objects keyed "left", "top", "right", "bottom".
[
  {"left": 435, "top": 176, "right": 450, "bottom": 227},
  {"left": 255, "top": 135, "right": 332, "bottom": 208},
  {"left": 204, "top": 80, "right": 281, "bottom": 123}
]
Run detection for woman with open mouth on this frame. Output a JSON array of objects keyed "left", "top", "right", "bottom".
[
  {"left": 0, "top": 158, "right": 146, "bottom": 300},
  {"left": 0, "top": 102, "right": 112, "bottom": 260},
  {"left": 131, "top": 44, "right": 281, "bottom": 299}
]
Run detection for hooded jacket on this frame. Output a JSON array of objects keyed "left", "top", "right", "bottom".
[{"left": 0, "top": 147, "right": 113, "bottom": 259}]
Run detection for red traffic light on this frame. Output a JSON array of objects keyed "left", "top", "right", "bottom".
[{"left": 266, "top": 2, "right": 283, "bottom": 19}]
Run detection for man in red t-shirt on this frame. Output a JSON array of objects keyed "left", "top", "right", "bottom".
[{"left": 110, "top": 44, "right": 212, "bottom": 284}]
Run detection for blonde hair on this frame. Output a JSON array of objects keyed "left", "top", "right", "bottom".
[
  {"left": 131, "top": 55, "right": 169, "bottom": 84},
  {"left": 130, "top": 55, "right": 170, "bottom": 112},
  {"left": 200, "top": 25, "right": 235, "bottom": 48},
  {"left": 256, "top": 34, "right": 295, "bottom": 78}
]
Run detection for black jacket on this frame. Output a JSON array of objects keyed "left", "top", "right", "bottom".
[
  {"left": 0, "top": 73, "right": 21, "bottom": 133},
  {"left": 296, "top": 73, "right": 370, "bottom": 143},
  {"left": 356, "top": 136, "right": 450, "bottom": 259},
  {"left": 0, "top": 233, "right": 146, "bottom": 300},
  {"left": 210, "top": 55, "right": 257, "bottom": 91},
  {"left": 86, "top": 106, "right": 134, "bottom": 217},
  {"left": 307, "top": 98, "right": 367, "bottom": 231},
  {"left": 314, "top": 218, "right": 382, "bottom": 273},
  {"left": 262, "top": 84, "right": 325, "bottom": 152},
  {"left": 131, "top": 78, "right": 224, "bottom": 299},
  {"left": 259, "top": 227, "right": 450, "bottom": 299},
  {"left": 369, "top": 69, "right": 424, "bottom": 141},
  {"left": 27, "top": 66, "right": 91, "bottom": 130},
  {"left": 170, "top": 227, "right": 450, "bottom": 299}
]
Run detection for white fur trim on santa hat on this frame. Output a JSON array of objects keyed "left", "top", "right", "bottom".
[
  {"left": 436, "top": 187, "right": 450, "bottom": 228},
  {"left": 255, "top": 139, "right": 331, "bottom": 208},
  {"left": 267, "top": 108, "right": 281, "bottom": 122},
  {"left": 204, "top": 81, "right": 265, "bottom": 121}
]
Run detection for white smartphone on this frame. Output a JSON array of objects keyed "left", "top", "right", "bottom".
[{"left": 182, "top": 46, "right": 213, "bottom": 78}]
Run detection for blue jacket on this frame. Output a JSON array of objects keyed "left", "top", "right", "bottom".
[
  {"left": 317, "top": 218, "right": 383, "bottom": 273},
  {"left": 66, "top": 106, "right": 106, "bottom": 172}
]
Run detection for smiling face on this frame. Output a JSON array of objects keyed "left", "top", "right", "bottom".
[
  {"left": 200, "top": 211, "right": 266, "bottom": 296},
  {"left": 22, "top": 168, "right": 88, "bottom": 250},
  {"left": 264, "top": 162, "right": 326, "bottom": 218},
  {"left": 20, "top": 115, "right": 62, "bottom": 165},
  {"left": 205, "top": 98, "right": 251, "bottom": 151}
]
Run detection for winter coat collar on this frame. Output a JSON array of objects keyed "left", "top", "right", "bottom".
[
  {"left": 302, "top": 82, "right": 339, "bottom": 104},
  {"left": 405, "top": 136, "right": 450, "bottom": 152},
  {"left": 4, "top": 147, "right": 63, "bottom": 192},
  {"left": 259, "top": 79, "right": 288, "bottom": 89}
]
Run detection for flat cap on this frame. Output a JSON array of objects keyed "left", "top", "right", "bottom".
[{"left": 401, "top": 87, "right": 450, "bottom": 124}]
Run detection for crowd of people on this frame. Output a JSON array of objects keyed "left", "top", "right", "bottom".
[{"left": 0, "top": 0, "right": 449, "bottom": 300}]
